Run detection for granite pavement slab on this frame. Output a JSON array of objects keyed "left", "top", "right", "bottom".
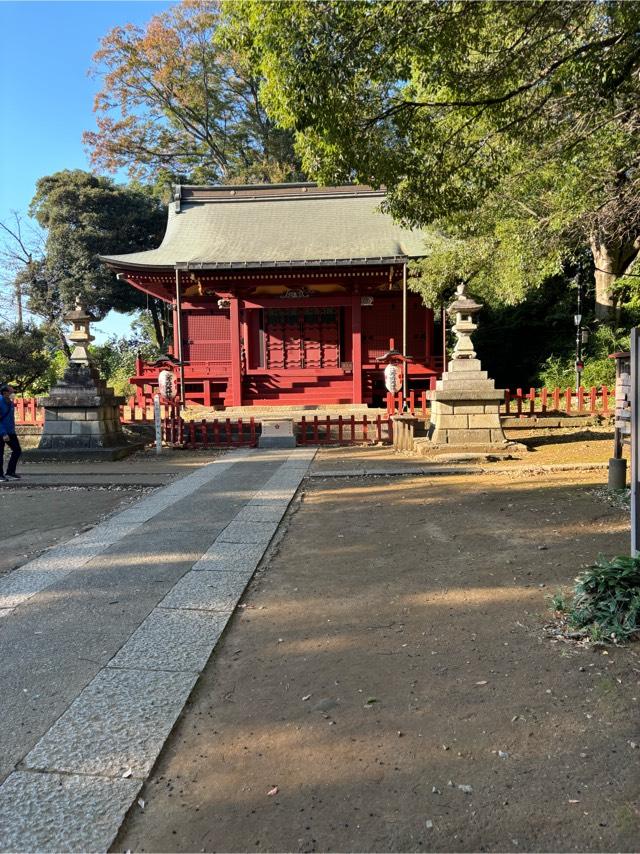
[
  {"left": 108, "top": 607, "right": 229, "bottom": 672},
  {"left": 0, "top": 569, "right": 69, "bottom": 610},
  {"left": 0, "top": 770, "right": 141, "bottom": 853},
  {"left": 159, "top": 571, "right": 253, "bottom": 612},
  {"left": 233, "top": 504, "right": 291, "bottom": 523},
  {"left": 218, "top": 520, "right": 279, "bottom": 544},
  {"left": 191, "top": 542, "right": 266, "bottom": 573},
  {"left": 24, "top": 668, "right": 199, "bottom": 779}
]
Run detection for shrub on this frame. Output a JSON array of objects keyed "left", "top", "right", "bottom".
[{"left": 564, "top": 554, "right": 640, "bottom": 643}]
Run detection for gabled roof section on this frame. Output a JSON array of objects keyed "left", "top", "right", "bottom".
[{"left": 101, "top": 183, "right": 427, "bottom": 270}]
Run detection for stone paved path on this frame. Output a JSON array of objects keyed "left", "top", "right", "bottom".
[{"left": 0, "top": 447, "right": 315, "bottom": 853}]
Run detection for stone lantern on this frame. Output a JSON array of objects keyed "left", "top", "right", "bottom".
[
  {"left": 424, "top": 283, "right": 510, "bottom": 451},
  {"left": 35, "top": 298, "right": 142, "bottom": 459}
]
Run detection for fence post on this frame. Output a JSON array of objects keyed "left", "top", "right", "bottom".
[
  {"left": 589, "top": 386, "right": 597, "bottom": 413},
  {"left": 602, "top": 385, "right": 609, "bottom": 414},
  {"left": 363, "top": 414, "right": 368, "bottom": 443},
  {"left": 409, "top": 391, "right": 415, "bottom": 415},
  {"left": 338, "top": 415, "right": 344, "bottom": 445},
  {"left": 516, "top": 388, "right": 523, "bottom": 417},
  {"left": 350, "top": 414, "right": 356, "bottom": 443},
  {"left": 577, "top": 386, "right": 585, "bottom": 412},
  {"left": 300, "top": 416, "right": 307, "bottom": 445},
  {"left": 529, "top": 387, "right": 535, "bottom": 415},
  {"left": 250, "top": 417, "right": 256, "bottom": 447},
  {"left": 565, "top": 387, "right": 572, "bottom": 414},
  {"left": 201, "top": 419, "right": 208, "bottom": 449}
]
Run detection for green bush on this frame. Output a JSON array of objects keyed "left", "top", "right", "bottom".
[
  {"left": 563, "top": 554, "right": 640, "bottom": 643},
  {"left": 538, "top": 325, "right": 628, "bottom": 389}
]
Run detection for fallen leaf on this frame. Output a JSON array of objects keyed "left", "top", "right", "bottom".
[
  {"left": 267, "top": 786, "right": 279, "bottom": 796},
  {"left": 122, "top": 768, "right": 132, "bottom": 779},
  {"left": 476, "top": 681, "right": 488, "bottom": 686},
  {"left": 568, "top": 799, "right": 580, "bottom": 804},
  {"left": 137, "top": 798, "right": 145, "bottom": 810},
  {"left": 302, "top": 694, "right": 311, "bottom": 701}
]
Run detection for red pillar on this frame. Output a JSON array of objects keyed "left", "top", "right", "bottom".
[
  {"left": 229, "top": 297, "right": 242, "bottom": 407},
  {"left": 351, "top": 295, "right": 363, "bottom": 404}
]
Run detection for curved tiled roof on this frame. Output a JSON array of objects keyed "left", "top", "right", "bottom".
[{"left": 101, "top": 184, "right": 427, "bottom": 270}]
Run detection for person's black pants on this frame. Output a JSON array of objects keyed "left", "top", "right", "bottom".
[{"left": 1, "top": 433, "right": 21, "bottom": 476}]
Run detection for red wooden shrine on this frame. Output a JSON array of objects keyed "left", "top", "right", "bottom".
[{"left": 102, "top": 184, "right": 441, "bottom": 407}]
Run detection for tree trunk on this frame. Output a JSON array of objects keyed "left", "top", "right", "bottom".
[
  {"left": 149, "top": 299, "right": 167, "bottom": 349},
  {"left": 15, "top": 281, "right": 23, "bottom": 328},
  {"left": 591, "top": 235, "right": 618, "bottom": 321},
  {"left": 590, "top": 231, "right": 640, "bottom": 322}
]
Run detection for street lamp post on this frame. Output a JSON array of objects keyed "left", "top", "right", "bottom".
[{"left": 574, "top": 280, "right": 584, "bottom": 393}]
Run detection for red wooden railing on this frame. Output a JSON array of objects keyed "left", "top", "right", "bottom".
[
  {"left": 162, "top": 414, "right": 258, "bottom": 449},
  {"left": 386, "top": 385, "right": 614, "bottom": 417},
  {"left": 297, "top": 414, "right": 392, "bottom": 446}
]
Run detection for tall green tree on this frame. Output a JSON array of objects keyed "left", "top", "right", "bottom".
[
  {"left": 0, "top": 322, "right": 52, "bottom": 395},
  {"left": 27, "top": 170, "right": 169, "bottom": 348},
  {"left": 84, "top": 0, "right": 303, "bottom": 185},
  {"left": 227, "top": 0, "right": 640, "bottom": 319}
]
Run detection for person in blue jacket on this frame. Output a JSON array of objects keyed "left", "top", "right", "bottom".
[{"left": 0, "top": 383, "right": 21, "bottom": 481}]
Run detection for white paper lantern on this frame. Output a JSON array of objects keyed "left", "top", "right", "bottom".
[
  {"left": 384, "top": 363, "right": 401, "bottom": 393},
  {"left": 158, "top": 369, "right": 177, "bottom": 399}
]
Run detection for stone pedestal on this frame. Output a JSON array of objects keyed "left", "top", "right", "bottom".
[
  {"left": 259, "top": 419, "right": 296, "bottom": 449},
  {"left": 428, "top": 359, "right": 508, "bottom": 449},
  {"left": 37, "top": 363, "right": 127, "bottom": 452}
]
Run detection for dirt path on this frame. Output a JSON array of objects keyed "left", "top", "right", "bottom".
[{"left": 113, "top": 468, "right": 639, "bottom": 853}]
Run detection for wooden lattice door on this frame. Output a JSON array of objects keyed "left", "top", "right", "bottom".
[{"left": 264, "top": 307, "right": 340, "bottom": 369}]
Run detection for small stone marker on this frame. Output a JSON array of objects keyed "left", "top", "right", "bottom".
[{"left": 259, "top": 419, "right": 296, "bottom": 448}]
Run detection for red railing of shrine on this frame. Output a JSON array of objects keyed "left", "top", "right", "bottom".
[
  {"left": 297, "top": 414, "right": 392, "bottom": 446},
  {"left": 386, "top": 385, "right": 615, "bottom": 418},
  {"left": 163, "top": 414, "right": 259, "bottom": 449},
  {"left": 14, "top": 384, "right": 615, "bottom": 432}
]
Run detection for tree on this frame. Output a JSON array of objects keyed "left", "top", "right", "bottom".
[
  {"left": 227, "top": 0, "right": 640, "bottom": 319},
  {"left": 0, "top": 212, "right": 45, "bottom": 326},
  {"left": 83, "top": 0, "right": 302, "bottom": 186},
  {"left": 0, "top": 322, "right": 52, "bottom": 395},
  {"left": 27, "top": 170, "right": 169, "bottom": 348}
]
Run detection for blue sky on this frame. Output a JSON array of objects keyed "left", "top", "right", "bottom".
[{"left": 0, "top": 0, "right": 172, "bottom": 341}]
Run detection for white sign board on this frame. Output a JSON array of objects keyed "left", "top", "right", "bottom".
[{"left": 154, "top": 393, "right": 162, "bottom": 455}]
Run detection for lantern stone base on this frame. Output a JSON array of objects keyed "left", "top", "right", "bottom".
[
  {"left": 426, "top": 358, "right": 511, "bottom": 450},
  {"left": 35, "top": 363, "right": 144, "bottom": 460}
]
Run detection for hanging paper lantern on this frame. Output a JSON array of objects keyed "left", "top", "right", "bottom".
[
  {"left": 158, "top": 369, "right": 177, "bottom": 399},
  {"left": 384, "top": 363, "right": 401, "bottom": 393}
]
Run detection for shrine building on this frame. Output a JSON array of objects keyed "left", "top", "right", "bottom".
[{"left": 101, "top": 183, "right": 441, "bottom": 408}]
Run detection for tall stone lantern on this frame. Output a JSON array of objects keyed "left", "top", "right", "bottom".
[
  {"left": 35, "top": 298, "right": 140, "bottom": 459},
  {"left": 426, "top": 284, "right": 510, "bottom": 449}
]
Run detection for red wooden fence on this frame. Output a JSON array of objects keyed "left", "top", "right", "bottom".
[
  {"left": 14, "top": 384, "right": 615, "bottom": 431},
  {"left": 163, "top": 415, "right": 258, "bottom": 449},
  {"left": 386, "top": 385, "right": 614, "bottom": 417},
  {"left": 297, "top": 414, "right": 392, "bottom": 446}
]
